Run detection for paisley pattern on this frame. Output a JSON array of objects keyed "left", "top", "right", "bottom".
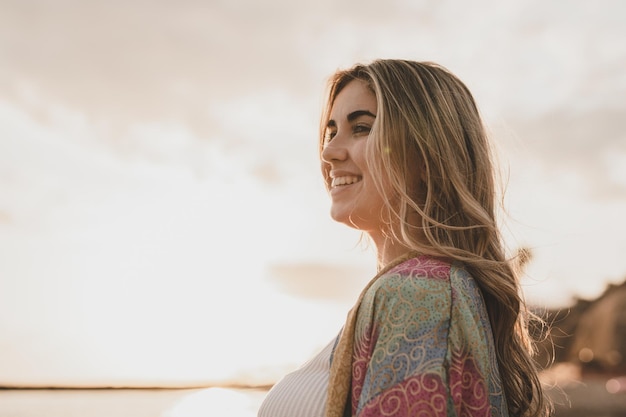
[{"left": 337, "top": 255, "right": 508, "bottom": 417}]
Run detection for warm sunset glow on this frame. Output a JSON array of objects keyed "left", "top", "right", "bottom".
[
  {"left": 164, "top": 388, "right": 266, "bottom": 417},
  {"left": 1, "top": 0, "right": 625, "bottom": 395}
]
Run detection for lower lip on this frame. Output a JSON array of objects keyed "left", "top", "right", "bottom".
[{"left": 330, "top": 182, "right": 360, "bottom": 195}]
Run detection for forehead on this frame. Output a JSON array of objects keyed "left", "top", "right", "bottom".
[{"left": 329, "top": 80, "right": 377, "bottom": 119}]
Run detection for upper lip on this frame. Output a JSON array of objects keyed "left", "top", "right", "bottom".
[
  {"left": 329, "top": 169, "right": 361, "bottom": 178},
  {"left": 328, "top": 170, "right": 363, "bottom": 189}
]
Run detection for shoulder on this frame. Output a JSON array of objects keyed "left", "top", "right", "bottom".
[
  {"left": 360, "top": 256, "right": 483, "bottom": 316},
  {"left": 356, "top": 256, "right": 456, "bottom": 323},
  {"left": 388, "top": 255, "right": 453, "bottom": 279},
  {"left": 367, "top": 255, "right": 453, "bottom": 298}
]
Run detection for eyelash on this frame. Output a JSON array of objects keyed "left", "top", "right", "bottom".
[
  {"left": 325, "top": 124, "right": 371, "bottom": 143},
  {"left": 353, "top": 124, "right": 371, "bottom": 134}
]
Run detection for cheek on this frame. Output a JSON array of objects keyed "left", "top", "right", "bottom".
[
  {"left": 353, "top": 136, "right": 371, "bottom": 159},
  {"left": 321, "top": 163, "right": 332, "bottom": 189}
]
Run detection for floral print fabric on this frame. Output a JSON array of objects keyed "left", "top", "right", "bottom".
[{"left": 339, "top": 255, "right": 508, "bottom": 417}]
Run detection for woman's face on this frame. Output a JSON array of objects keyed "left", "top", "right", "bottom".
[{"left": 321, "top": 79, "right": 387, "bottom": 238}]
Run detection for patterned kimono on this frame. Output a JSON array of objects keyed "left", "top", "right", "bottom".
[{"left": 327, "top": 255, "right": 508, "bottom": 417}]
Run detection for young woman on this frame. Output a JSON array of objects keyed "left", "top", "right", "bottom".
[{"left": 258, "top": 59, "right": 550, "bottom": 417}]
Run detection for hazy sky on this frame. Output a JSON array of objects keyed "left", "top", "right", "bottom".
[{"left": 1, "top": 0, "right": 625, "bottom": 387}]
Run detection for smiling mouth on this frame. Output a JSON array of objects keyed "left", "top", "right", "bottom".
[{"left": 331, "top": 175, "right": 362, "bottom": 188}]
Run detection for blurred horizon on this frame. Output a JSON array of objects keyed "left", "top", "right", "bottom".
[{"left": 1, "top": 0, "right": 625, "bottom": 388}]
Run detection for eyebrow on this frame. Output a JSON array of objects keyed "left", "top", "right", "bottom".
[
  {"left": 347, "top": 110, "right": 376, "bottom": 121},
  {"left": 327, "top": 109, "right": 376, "bottom": 128}
]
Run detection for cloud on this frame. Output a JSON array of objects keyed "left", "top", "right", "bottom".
[
  {"left": 267, "top": 262, "right": 372, "bottom": 303},
  {"left": 503, "top": 108, "right": 626, "bottom": 200},
  {"left": 0, "top": 0, "right": 320, "bottom": 130},
  {"left": 2, "top": 0, "right": 626, "bottom": 386}
]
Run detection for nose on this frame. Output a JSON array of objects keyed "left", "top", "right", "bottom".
[{"left": 321, "top": 137, "right": 348, "bottom": 164}]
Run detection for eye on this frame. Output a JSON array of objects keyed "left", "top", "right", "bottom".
[
  {"left": 324, "top": 129, "right": 337, "bottom": 144},
  {"left": 353, "top": 124, "right": 371, "bottom": 136}
]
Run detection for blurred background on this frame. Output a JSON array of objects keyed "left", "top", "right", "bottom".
[{"left": 1, "top": 0, "right": 625, "bottom": 415}]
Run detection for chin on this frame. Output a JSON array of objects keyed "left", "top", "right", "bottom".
[
  {"left": 329, "top": 212, "right": 363, "bottom": 232},
  {"left": 329, "top": 210, "right": 349, "bottom": 226}
]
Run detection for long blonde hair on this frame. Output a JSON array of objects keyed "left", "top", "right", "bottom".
[{"left": 320, "top": 59, "right": 550, "bottom": 417}]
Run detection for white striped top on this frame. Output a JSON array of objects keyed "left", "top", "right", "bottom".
[{"left": 257, "top": 336, "right": 336, "bottom": 417}]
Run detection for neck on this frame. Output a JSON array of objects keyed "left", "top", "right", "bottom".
[{"left": 371, "top": 233, "right": 414, "bottom": 270}]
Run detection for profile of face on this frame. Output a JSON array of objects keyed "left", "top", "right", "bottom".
[{"left": 322, "top": 79, "right": 388, "bottom": 240}]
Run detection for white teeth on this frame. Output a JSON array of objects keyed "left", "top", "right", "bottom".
[{"left": 331, "top": 176, "right": 361, "bottom": 187}]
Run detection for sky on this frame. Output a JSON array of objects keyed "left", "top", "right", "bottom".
[{"left": 1, "top": 0, "right": 625, "bottom": 388}]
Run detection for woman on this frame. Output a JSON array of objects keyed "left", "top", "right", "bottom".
[{"left": 258, "top": 59, "right": 550, "bottom": 417}]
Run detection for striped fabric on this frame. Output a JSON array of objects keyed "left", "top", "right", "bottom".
[{"left": 257, "top": 337, "right": 336, "bottom": 417}]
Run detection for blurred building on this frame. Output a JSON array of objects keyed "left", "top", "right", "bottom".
[{"left": 535, "top": 279, "right": 626, "bottom": 376}]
